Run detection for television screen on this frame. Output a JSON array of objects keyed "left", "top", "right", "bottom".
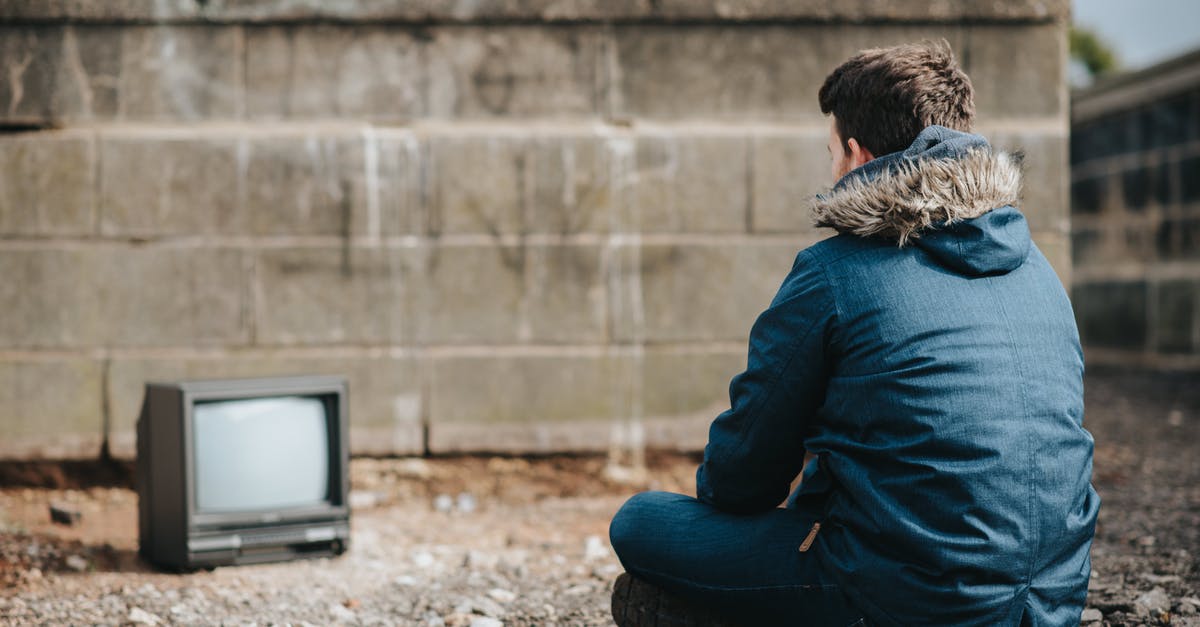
[{"left": 193, "top": 396, "right": 330, "bottom": 513}]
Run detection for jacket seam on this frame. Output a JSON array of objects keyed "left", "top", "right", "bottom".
[{"left": 984, "top": 274, "right": 1041, "bottom": 620}]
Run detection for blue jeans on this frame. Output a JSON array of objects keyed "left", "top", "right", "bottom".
[{"left": 609, "top": 491, "right": 867, "bottom": 626}]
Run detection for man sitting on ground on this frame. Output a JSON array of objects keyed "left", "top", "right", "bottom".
[{"left": 609, "top": 40, "right": 1099, "bottom": 627}]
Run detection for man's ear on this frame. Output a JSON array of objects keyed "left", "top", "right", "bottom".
[{"left": 846, "top": 137, "right": 876, "bottom": 169}]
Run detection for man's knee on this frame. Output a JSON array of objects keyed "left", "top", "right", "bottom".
[{"left": 609, "top": 491, "right": 690, "bottom": 562}]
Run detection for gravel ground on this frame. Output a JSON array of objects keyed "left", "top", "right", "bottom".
[{"left": 0, "top": 368, "right": 1197, "bottom": 626}]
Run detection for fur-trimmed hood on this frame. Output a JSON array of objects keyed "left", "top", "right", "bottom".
[{"left": 812, "top": 125, "right": 1032, "bottom": 276}]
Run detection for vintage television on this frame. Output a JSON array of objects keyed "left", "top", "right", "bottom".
[{"left": 137, "top": 375, "right": 350, "bottom": 570}]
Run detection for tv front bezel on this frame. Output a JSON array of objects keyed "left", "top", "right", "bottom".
[{"left": 173, "top": 376, "right": 350, "bottom": 531}]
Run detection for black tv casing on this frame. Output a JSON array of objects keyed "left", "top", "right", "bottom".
[{"left": 136, "top": 375, "right": 350, "bottom": 571}]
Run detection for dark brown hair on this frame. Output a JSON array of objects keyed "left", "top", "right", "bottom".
[{"left": 819, "top": 40, "right": 975, "bottom": 157}]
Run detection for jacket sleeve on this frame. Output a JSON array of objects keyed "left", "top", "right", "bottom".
[{"left": 695, "top": 249, "right": 836, "bottom": 514}]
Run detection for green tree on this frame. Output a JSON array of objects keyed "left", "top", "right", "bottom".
[{"left": 1070, "top": 27, "right": 1120, "bottom": 79}]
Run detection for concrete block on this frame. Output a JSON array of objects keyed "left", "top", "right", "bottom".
[
  {"left": 116, "top": 25, "right": 243, "bottom": 119},
  {"left": 0, "top": 249, "right": 93, "bottom": 348},
  {"left": 250, "top": 131, "right": 420, "bottom": 237},
  {"left": 414, "top": 243, "right": 606, "bottom": 344},
  {"left": 528, "top": 134, "right": 615, "bottom": 235},
  {"left": 751, "top": 133, "right": 831, "bottom": 233},
  {"left": 641, "top": 348, "right": 744, "bottom": 450},
  {"left": 613, "top": 25, "right": 823, "bottom": 120},
  {"left": 0, "top": 247, "right": 247, "bottom": 349},
  {"left": 427, "top": 352, "right": 629, "bottom": 453},
  {"left": 0, "top": 25, "right": 122, "bottom": 122},
  {"left": 98, "top": 134, "right": 240, "bottom": 236},
  {"left": 98, "top": 130, "right": 419, "bottom": 237},
  {"left": 613, "top": 243, "right": 799, "bottom": 342},
  {"left": 633, "top": 134, "right": 749, "bottom": 233},
  {"left": 106, "top": 353, "right": 423, "bottom": 458},
  {"left": 0, "top": 357, "right": 103, "bottom": 460},
  {"left": 425, "top": 26, "right": 604, "bottom": 118},
  {"left": 413, "top": 245, "right": 526, "bottom": 344},
  {"left": 238, "top": 135, "right": 360, "bottom": 236},
  {"left": 986, "top": 131, "right": 1069, "bottom": 234},
  {"left": 613, "top": 25, "right": 965, "bottom": 120},
  {"left": 245, "top": 25, "right": 423, "bottom": 120},
  {"left": 965, "top": 24, "right": 1065, "bottom": 119},
  {"left": 1154, "top": 279, "right": 1197, "bottom": 354},
  {"left": 0, "top": 132, "right": 95, "bottom": 236},
  {"left": 0, "top": 24, "right": 239, "bottom": 122},
  {"left": 95, "top": 247, "right": 249, "bottom": 347},
  {"left": 426, "top": 134, "right": 526, "bottom": 236},
  {"left": 525, "top": 244, "right": 608, "bottom": 343},
  {"left": 255, "top": 246, "right": 413, "bottom": 346}
]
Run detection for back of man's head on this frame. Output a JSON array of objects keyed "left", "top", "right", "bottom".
[{"left": 819, "top": 40, "right": 975, "bottom": 157}]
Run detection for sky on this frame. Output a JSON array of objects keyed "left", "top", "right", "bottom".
[{"left": 1073, "top": 0, "right": 1200, "bottom": 70}]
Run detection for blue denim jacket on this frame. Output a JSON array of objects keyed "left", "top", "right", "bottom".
[{"left": 696, "top": 126, "right": 1100, "bottom": 626}]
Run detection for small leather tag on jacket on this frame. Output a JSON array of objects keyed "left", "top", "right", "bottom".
[{"left": 798, "top": 522, "right": 821, "bottom": 552}]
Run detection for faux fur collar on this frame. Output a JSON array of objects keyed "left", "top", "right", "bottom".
[{"left": 811, "top": 144, "right": 1023, "bottom": 247}]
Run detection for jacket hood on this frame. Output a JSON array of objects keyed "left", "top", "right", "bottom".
[{"left": 812, "top": 125, "right": 1031, "bottom": 276}]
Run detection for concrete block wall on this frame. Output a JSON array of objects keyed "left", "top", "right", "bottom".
[{"left": 0, "top": 0, "right": 1070, "bottom": 459}]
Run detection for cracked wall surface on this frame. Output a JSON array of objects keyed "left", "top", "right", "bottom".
[{"left": 0, "top": 1, "right": 1071, "bottom": 459}]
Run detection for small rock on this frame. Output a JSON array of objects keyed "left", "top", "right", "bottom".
[
  {"left": 394, "top": 575, "right": 418, "bottom": 586},
  {"left": 49, "top": 503, "right": 82, "bottom": 526},
  {"left": 348, "top": 491, "right": 380, "bottom": 510},
  {"left": 1167, "top": 409, "right": 1184, "bottom": 426},
  {"left": 563, "top": 584, "right": 591, "bottom": 595},
  {"left": 412, "top": 551, "right": 436, "bottom": 569},
  {"left": 329, "top": 602, "right": 357, "bottom": 622},
  {"left": 487, "top": 588, "right": 516, "bottom": 604},
  {"left": 584, "top": 535, "right": 609, "bottom": 561},
  {"left": 1137, "top": 535, "right": 1157, "bottom": 547},
  {"left": 443, "top": 612, "right": 474, "bottom": 627},
  {"left": 434, "top": 494, "right": 454, "bottom": 513},
  {"left": 127, "top": 607, "right": 162, "bottom": 625},
  {"left": 469, "top": 618, "right": 503, "bottom": 627},
  {"left": 456, "top": 493, "right": 477, "bottom": 514},
  {"left": 592, "top": 563, "right": 622, "bottom": 578},
  {"left": 396, "top": 458, "right": 432, "bottom": 479},
  {"left": 467, "top": 596, "right": 505, "bottom": 618},
  {"left": 1136, "top": 587, "right": 1171, "bottom": 613},
  {"left": 64, "top": 555, "right": 89, "bottom": 572},
  {"left": 463, "top": 550, "right": 498, "bottom": 570},
  {"left": 1081, "top": 608, "right": 1103, "bottom": 623}
]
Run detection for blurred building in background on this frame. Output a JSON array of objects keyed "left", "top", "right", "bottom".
[
  {"left": 0, "top": 1, "right": 1071, "bottom": 460},
  {"left": 1071, "top": 48, "right": 1200, "bottom": 369}
]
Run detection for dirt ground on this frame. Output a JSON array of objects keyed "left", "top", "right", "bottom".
[{"left": 0, "top": 368, "right": 1197, "bottom": 626}]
